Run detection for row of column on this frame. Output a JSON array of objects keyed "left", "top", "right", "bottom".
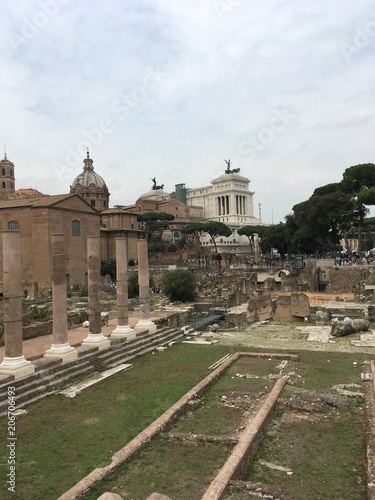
[
  {"left": 0, "top": 233, "right": 155, "bottom": 380},
  {"left": 217, "top": 195, "right": 230, "bottom": 216},
  {"left": 216, "top": 195, "right": 248, "bottom": 216},
  {"left": 235, "top": 195, "right": 247, "bottom": 215}
]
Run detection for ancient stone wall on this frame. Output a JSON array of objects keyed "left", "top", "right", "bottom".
[
  {"left": 247, "top": 293, "right": 308, "bottom": 323},
  {"left": 195, "top": 271, "right": 258, "bottom": 307},
  {"left": 247, "top": 297, "right": 274, "bottom": 323},
  {"left": 325, "top": 266, "right": 370, "bottom": 295},
  {"left": 22, "top": 320, "right": 53, "bottom": 341},
  {"left": 290, "top": 293, "right": 310, "bottom": 318}
]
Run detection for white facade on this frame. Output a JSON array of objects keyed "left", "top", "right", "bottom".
[
  {"left": 185, "top": 171, "right": 262, "bottom": 254},
  {"left": 186, "top": 172, "right": 260, "bottom": 227}
]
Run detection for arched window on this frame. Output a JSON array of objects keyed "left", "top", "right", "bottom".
[
  {"left": 8, "top": 220, "right": 19, "bottom": 230},
  {"left": 72, "top": 220, "right": 80, "bottom": 236},
  {"left": 2, "top": 168, "right": 5, "bottom": 176},
  {"left": 2, "top": 182, "right": 5, "bottom": 189}
]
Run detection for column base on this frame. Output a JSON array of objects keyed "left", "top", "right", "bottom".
[
  {"left": 44, "top": 344, "right": 78, "bottom": 364},
  {"left": 82, "top": 333, "right": 111, "bottom": 350},
  {"left": 134, "top": 320, "right": 157, "bottom": 333},
  {"left": 0, "top": 356, "right": 35, "bottom": 380},
  {"left": 111, "top": 324, "right": 136, "bottom": 340}
]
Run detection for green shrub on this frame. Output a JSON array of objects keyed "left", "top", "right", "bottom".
[
  {"left": 128, "top": 258, "right": 136, "bottom": 267},
  {"left": 128, "top": 272, "right": 139, "bottom": 298},
  {"left": 28, "top": 307, "right": 49, "bottom": 321},
  {"left": 128, "top": 272, "right": 155, "bottom": 298},
  {"left": 162, "top": 269, "right": 197, "bottom": 302},
  {"left": 167, "top": 244, "right": 178, "bottom": 253},
  {"left": 148, "top": 241, "right": 166, "bottom": 254},
  {"left": 101, "top": 259, "right": 116, "bottom": 281}
]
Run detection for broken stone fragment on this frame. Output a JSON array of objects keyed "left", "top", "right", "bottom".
[{"left": 331, "top": 317, "right": 369, "bottom": 337}]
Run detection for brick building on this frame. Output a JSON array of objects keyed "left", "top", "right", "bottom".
[
  {"left": 0, "top": 152, "right": 142, "bottom": 296},
  {"left": 0, "top": 193, "right": 100, "bottom": 297}
]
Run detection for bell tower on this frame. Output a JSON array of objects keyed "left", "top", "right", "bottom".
[{"left": 0, "top": 152, "right": 15, "bottom": 199}]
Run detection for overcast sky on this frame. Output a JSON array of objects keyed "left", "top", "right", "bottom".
[{"left": 1, "top": 0, "right": 375, "bottom": 224}]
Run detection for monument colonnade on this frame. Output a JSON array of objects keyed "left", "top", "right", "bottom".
[{"left": 0, "top": 232, "right": 155, "bottom": 380}]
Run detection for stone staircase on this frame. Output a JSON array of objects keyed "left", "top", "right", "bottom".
[
  {"left": 94, "top": 326, "right": 183, "bottom": 369},
  {"left": 0, "top": 326, "right": 183, "bottom": 416}
]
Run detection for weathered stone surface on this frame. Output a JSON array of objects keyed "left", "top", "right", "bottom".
[
  {"left": 273, "top": 295, "right": 294, "bottom": 322},
  {"left": 290, "top": 293, "right": 310, "bottom": 318},
  {"left": 326, "top": 266, "right": 370, "bottom": 295},
  {"left": 331, "top": 317, "right": 369, "bottom": 337},
  {"left": 97, "top": 493, "right": 124, "bottom": 500},
  {"left": 146, "top": 493, "right": 173, "bottom": 500}
]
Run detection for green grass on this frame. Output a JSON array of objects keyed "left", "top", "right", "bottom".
[
  {"left": 0, "top": 344, "right": 236, "bottom": 500},
  {"left": 240, "top": 350, "right": 369, "bottom": 500},
  {"left": 83, "top": 437, "right": 230, "bottom": 500},
  {"left": 0, "top": 345, "right": 372, "bottom": 499},
  {"left": 243, "top": 406, "right": 366, "bottom": 499}
]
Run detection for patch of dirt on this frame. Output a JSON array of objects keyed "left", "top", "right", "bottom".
[
  {"left": 116, "top": 394, "right": 127, "bottom": 401},
  {"left": 280, "top": 409, "right": 325, "bottom": 425},
  {"left": 83, "top": 417, "right": 100, "bottom": 425}
]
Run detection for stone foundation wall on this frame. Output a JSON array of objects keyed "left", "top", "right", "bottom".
[
  {"left": 326, "top": 266, "right": 371, "bottom": 295},
  {"left": 247, "top": 293, "right": 309, "bottom": 323},
  {"left": 22, "top": 320, "right": 53, "bottom": 341},
  {"left": 196, "top": 272, "right": 258, "bottom": 307}
]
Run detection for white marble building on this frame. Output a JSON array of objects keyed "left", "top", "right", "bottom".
[{"left": 184, "top": 170, "right": 262, "bottom": 254}]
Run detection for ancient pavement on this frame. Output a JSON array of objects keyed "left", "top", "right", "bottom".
[
  {"left": 0, "top": 311, "right": 171, "bottom": 364},
  {"left": 2, "top": 298, "right": 375, "bottom": 364}
]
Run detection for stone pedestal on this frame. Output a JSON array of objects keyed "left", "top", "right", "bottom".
[
  {"left": 44, "top": 343, "right": 78, "bottom": 363},
  {"left": 0, "top": 231, "right": 35, "bottom": 379},
  {"left": 44, "top": 234, "right": 77, "bottom": 363},
  {"left": 0, "top": 356, "right": 35, "bottom": 379},
  {"left": 82, "top": 235, "right": 110, "bottom": 350},
  {"left": 111, "top": 237, "right": 135, "bottom": 340},
  {"left": 135, "top": 239, "right": 156, "bottom": 333}
]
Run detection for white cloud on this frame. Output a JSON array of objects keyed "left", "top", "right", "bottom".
[{"left": 0, "top": 0, "right": 374, "bottom": 223}]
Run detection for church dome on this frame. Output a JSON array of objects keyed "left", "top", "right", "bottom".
[{"left": 70, "top": 150, "right": 110, "bottom": 211}]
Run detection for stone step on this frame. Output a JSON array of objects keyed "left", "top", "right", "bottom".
[
  {"left": 95, "top": 328, "right": 175, "bottom": 358},
  {"left": 43, "top": 362, "right": 96, "bottom": 389},
  {"left": 106, "top": 336, "right": 181, "bottom": 369},
  {"left": 0, "top": 327, "right": 182, "bottom": 414},
  {"left": 0, "top": 371, "right": 45, "bottom": 397},
  {"left": 0, "top": 375, "right": 45, "bottom": 401},
  {"left": 95, "top": 329, "right": 182, "bottom": 368},
  {"left": 0, "top": 361, "right": 96, "bottom": 415}
]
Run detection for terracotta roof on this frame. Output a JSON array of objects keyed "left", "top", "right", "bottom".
[
  {"left": 14, "top": 188, "right": 43, "bottom": 196},
  {"left": 101, "top": 206, "right": 136, "bottom": 214},
  {"left": 0, "top": 193, "right": 80, "bottom": 209}
]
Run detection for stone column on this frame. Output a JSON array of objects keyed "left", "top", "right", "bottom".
[
  {"left": 254, "top": 234, "right": 260, "bottom": 264},
  {"left": 44, "top": 234, "right": 77, "bottom": 363},
  {"left": 0, "top": 231, "right": 35, "bottom": 379},
  {"left": 111, "top": 236, "right": 135, "bottom": 339},
  {"left": 135, "top": 239, "right": 156, "bottom": 332},
  {"left": 82, "top": 235, "right": 110, "bottom": 349}
]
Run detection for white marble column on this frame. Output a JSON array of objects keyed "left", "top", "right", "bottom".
[
  {"left": 111, "top": 236, "right": 135, "bottom": 339},
  {"left": 44, "top": 234, "right": 77, "bottom": 363},
  {"left": 135, "top": 239, "right": 156, "bottom": 332},
  {"left": 82, "top": 235, "right": 110, "bottom": 349},
  {"left": 0, "top": 231, "right": 35, "bottom": 379}
]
